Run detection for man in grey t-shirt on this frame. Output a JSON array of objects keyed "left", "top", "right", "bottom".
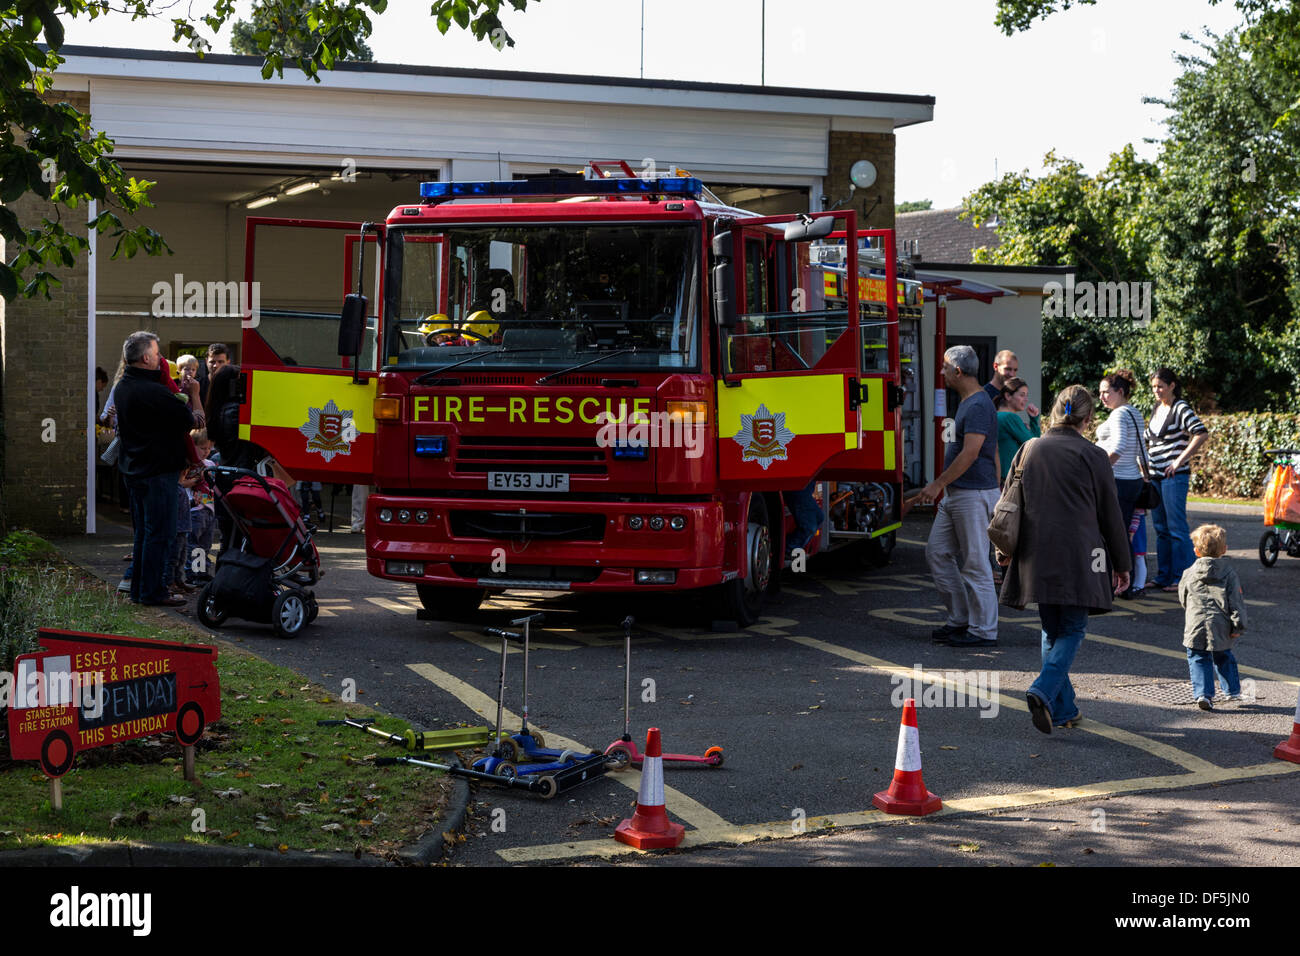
[{"left": 914, "top": 345, "right": 1001, "bottom": 646}]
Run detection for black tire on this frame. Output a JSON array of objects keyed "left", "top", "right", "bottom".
[
  {"left": 40, "top": 730, "right": 75, "bottom": 778},
  {"left": 175, "top": 702, "right": 206, "bottom": 746},
  {"left": 304, "top": 594, "right": 319, "bottom": 624},
  {"left": 271, "top": 589, "right": 308, "bottom": 638},
  {"left": 1260, "top": 530, "right": 1281, "bottom": 567},
  {"left": 537, "top": 775, "right": 559, "bottom": 799},
  {"left": 710, "top": 494, "right": 772, "bottom": 628},
  {"left": 415, "top": 584, "right": 485, "bottom": 619},
  {"left": 196, "top": 583, "right": 227, "bottom": 628}
]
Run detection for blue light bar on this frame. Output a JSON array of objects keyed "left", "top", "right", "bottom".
[
  {"left": 414, "top": 435, "right": 447, "bottom": 457},
  {"left": 418, "top": 177, "right": 703, "bottom": 202}
]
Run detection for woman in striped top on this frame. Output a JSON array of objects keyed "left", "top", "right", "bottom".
[
  {"left": 1096, "top": 370, "right": 1146, "bottom": 597},
  {"left": 1146, "top": 367, "right": 1210, "bottom": 590}
]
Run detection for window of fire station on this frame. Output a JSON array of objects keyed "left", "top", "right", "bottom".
[
  {"left": 726, "top": 237, "right": 850, "bottom": 374},
  {"left": 384, "top": 223, "right": 701, "bottom": 372}
]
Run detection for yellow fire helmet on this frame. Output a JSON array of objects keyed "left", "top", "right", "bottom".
[
  {"left": 418, "top": 313, "right": 450, "bottom": 335},
  {"left": 461, "top": 310, "right": 500, "bottom": 341}
]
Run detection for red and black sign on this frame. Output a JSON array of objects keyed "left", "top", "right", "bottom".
[{"left": 7, "top": 629, "right": 221, "bottom": 778}]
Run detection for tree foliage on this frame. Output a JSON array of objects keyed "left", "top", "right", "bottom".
[
  {"left": 0, "top": 0, "right": 533, "bottom": 302},
  {"left": 896, "top": 199, "right": 933, "bottom": 213},
  {"left": 231, "top": 5, "right": 374, "bottom": 61},
  {"left": 970, "top": 2, "right": 1300, "bottom": 412}
]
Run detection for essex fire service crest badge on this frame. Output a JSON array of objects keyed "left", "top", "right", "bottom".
[
  {"left": 300, "top": 400, "right": 353, "bottom": 462},
  {"left": 732, "top": 403, "right": 794, "bottom": 470}
]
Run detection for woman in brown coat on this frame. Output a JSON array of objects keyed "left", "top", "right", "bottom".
[{"left": 997, "top": 385, "right": 1132, "bottom": 734}]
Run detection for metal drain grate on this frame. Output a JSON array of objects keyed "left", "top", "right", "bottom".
[{"left": 1111, "top": 681, "right": 1198, "bottom": 706}]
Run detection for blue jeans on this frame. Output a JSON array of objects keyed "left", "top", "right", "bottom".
[
  {"left": 1028, "top": 605, "right": 1090, "bottom": 723},
  {"left": 1150, "top": 471, "right": 1194, "bottom": 586},
  {"left": 788, "top": 480, "right": 821, "bottom": 553},
  {"left": 1186, "top": 647, "right": 1240, "bottom": 700},
  {"left": 126, "top": 472, "right": 179, "bottom": 604}
]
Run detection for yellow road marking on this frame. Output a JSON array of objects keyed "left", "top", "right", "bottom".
[
  {"left": 787, "top": 634, "right": 1219, "bottom": 773},
  {"left": 636, "top": 622, "right": 738, "bottom": 642},
  {"left": 365, "top": 596, "right": 421, "bottom": 613},
  {"left": 781, "top": 586, "right": 819, "bottom": 598},
  {"left": 824, "top": 579, "right": 918, "bottom": 596},
  {"left": 448, "top": 629, "right": 578, "bottom": 653},
  {"left": 1071, "top": 626, "right": 1300, "bottom": 686},
  {"left": 1244, "top": 600, "right": 1275, "bottom": 607},
  {"left": 898, "top": 537, "right": 927, "bottom": 547},
  {"left": 405, "top": 662, "right": 730, "bottom": 831},
  {"left": 496, "top": 761, "right": 1300, "bottom": 863}
]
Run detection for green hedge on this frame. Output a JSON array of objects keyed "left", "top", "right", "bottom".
[{"left": 1189, "top": 413, "right": 1300, "bottom": 500}]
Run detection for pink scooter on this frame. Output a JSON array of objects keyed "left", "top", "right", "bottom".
[{"left": 603, "top": 615, "right": 725, "bottom": 771}]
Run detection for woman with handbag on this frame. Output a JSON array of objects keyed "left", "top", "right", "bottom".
[
  {"left": 1096, "top": 370, "right": 1150, "bottom": 598},
  {"left": 994, "top": 385, "right": 1131, "bottom": 735},
  {"left": 1146, "top": 368, "right": 1210, "bottom": 591}
]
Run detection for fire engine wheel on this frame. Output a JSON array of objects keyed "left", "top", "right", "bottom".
[
  {"left": 196, "top": 584, "right": 227, "bottom": 629},
  {"left": 712, "top": 495, "right": 771, "bottom": 628},
  {"left": 40, "top": 730, "right": 75, "bottom": 778},
  {"left": 176, "top": 702, "right": 206, "bottom": 746},
  {"left": 271, "top": 589, "right": 308, "bottom": 638},
  {"left": 1260, "top": 530, "right": 1281, "bottom": 567},
  {"left": 605, "top": 744, "right": 635, "bottom": 772},
  {"left": 536, "top": 775, "right": 559, "bottom": 800},
  {"left": 415, "top": 584, "right": 486, "bottom": 620}
]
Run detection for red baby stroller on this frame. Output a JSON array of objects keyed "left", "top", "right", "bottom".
[{"left": 197, "top": 466, "right": 322, "bottom": 638}]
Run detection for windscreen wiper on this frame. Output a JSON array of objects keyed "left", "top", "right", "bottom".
[
  {"left": 415, "top": 348, "right": 558, "bottom": 385},
  {"left": 535, "top": 348, "right": 637, "bottom": 385}
]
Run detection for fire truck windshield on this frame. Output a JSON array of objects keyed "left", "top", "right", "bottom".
[{"left": 384, "top": 222, "right": 700, "bottom": 373}]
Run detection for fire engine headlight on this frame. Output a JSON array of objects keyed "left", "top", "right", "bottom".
[
  {"left": 635, "top": 569, "right": 677, "bottom": 585},
  {"left": 649, "top": 516, "right": 665, "bottom": 531},
  {"left": 397, "top": 509, "right": 412, "bottom": 523},
  {"left": 415, "top": 510, "right": 430, "bottom": 524},
  {"left": 378, "top": 509, "right": 394, "bottom": 523},
  {"left": 669, "top": 516, "right": 686, "bottom": 531},
  {"left": 628, "top": 516, "right": 644, "bottom": 531}
]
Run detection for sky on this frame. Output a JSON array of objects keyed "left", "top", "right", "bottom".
[{"left": 61, "top": 0, "right": 1246, "bottom": 207}]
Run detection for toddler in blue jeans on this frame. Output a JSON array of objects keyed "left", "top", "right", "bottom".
[{"left": 1177, "top": 524, "right": 1246, "bottom": 711}]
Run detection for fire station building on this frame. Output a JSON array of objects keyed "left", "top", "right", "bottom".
[{"left": 0, "top": 46, "right": 1049, "bottom": 534}]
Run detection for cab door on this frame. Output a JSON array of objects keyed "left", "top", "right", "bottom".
[
  {"left": 240, "top": 218, "right": 383, "bottom": 484},
  {"left": 818, "top": 228, "right": 904, "bottom": 483},
  {"left": 714, "top": 211, "right": 861, "bottom": 491}
]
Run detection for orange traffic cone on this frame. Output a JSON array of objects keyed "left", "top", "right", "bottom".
[
  {"left": 1274, "top": 686, "right": 1300, "bottom": 763},
  {"left": 614, "top": 728, "right": 686, "bottom": 849},
  {"left": 873, "top": 698, "right": 942, "bottom": 816}
]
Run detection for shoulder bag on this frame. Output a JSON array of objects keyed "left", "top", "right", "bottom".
[
  {"left": 988, "top": 442, "right": 1030, "bottom": 557},
  {"left": 1125, "top": 406, "right": 1162, "bottom": 511}
]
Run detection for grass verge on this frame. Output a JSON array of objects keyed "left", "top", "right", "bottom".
[{"left": 0, "top": 534, "right": 451, "bottom": 858}]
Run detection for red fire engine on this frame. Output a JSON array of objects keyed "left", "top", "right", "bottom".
[{"left": 240, "top": 166, "right": 915, "bottom": 626}]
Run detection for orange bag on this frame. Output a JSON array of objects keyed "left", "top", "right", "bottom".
[{"left": 1265, "top": 464, "right": 1300, "bottom": 526}]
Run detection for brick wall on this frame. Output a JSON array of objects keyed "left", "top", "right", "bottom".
[
  {"left": 826, "top": 130, "right": 896, "bottom": 233},
  {"left": 0, "top": 90, "right": 92, "bottom": 535}
]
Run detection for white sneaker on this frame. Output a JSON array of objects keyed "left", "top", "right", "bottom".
[
  {"left": 1197, "top": 696, "right": 1214, "bottom": 711},
  {"left": 116, "top": 578, "right": 131, "bottom": 593}
]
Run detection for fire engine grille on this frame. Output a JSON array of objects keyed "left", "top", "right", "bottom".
[
  {"left": 449, "top": 510, "right": 606, "bottom": 541},
  {"left": 453, "top": 435, "right": 608, "bottom": 475},
  {"left": 450, "top": 563, "right": 601, "bottom": 584}
]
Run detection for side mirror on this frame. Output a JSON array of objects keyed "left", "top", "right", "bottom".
[
  {"left": 338, "top": 294, "right": 367, "bottom": 357},
  {"left": 711, "top": 231, "right": 736, "bottom": 329},
  {"left": 783, "top": 215, "right": 834, "bottom": 242}
]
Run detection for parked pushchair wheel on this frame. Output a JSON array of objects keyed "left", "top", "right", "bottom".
[
  {"left": 272, "top": 589, "right": 308, "bottom": 638},
  {"left": 196, "top": 583, "right": 227, "bottom": 628},
  {"left": 304, "top": 594, "right": 319, "bottom": 624},
  {"left": 1260, "top": 530, "right": 1281, "bottom": 567}
]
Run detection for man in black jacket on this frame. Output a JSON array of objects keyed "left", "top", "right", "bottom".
[{"left": 114, "top": 331, "right": 197, "bottom": 606}]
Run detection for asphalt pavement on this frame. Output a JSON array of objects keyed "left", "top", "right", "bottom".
[{"left": 57, "top": 500, "right": 1300, "bottom": 867}]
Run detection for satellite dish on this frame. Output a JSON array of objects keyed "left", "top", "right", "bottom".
[{"left": 849, "top": 160, "right": 877, "bottom": 190}]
